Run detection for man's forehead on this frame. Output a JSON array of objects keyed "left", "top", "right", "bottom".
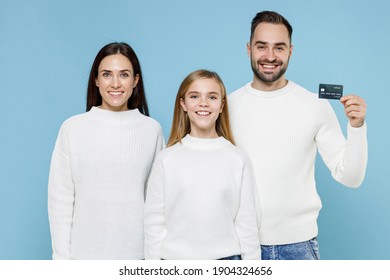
[{"left": 252, "top": 23, "right": 290, "bottom": 44}]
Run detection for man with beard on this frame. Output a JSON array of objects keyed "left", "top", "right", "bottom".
[{"left": 228, "top": 11, "right": 368, "bottom": 260}]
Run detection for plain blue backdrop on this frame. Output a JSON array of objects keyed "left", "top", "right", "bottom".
[{"left": 1, "top": 0, "right": 388, "bottom": 259}]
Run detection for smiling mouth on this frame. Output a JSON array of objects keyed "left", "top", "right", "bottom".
[
  {"left": 108, "top": 91, "right": 124, "bottom": 96},
  {"left": 196, "top": 111, "right": 211, "bottom": 116},
  {"left": 262, "top": 64, "right": 277, "bottom": 69},
  {"left": 259, "top": 59, "right": 282, "bottom": 70}
]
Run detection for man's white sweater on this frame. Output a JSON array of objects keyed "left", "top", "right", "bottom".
[
  {"left": 228, "top": 81, "right": 367, "bottom": 245},
  {"left": 48, "top": 106, "right": 164, "bottom": 259},
  {"left": 144, "top": 135, "right": 260, "bottom": 260}
]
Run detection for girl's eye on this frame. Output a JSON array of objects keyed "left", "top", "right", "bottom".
[
  {"left": 189, "top": 95, "right": 198, "bottom": 99},
  {"left": 121, "top": 73, "right": 130, "bottom": 78},
  {"left": 210, "top": 96, "right": 218, "bottom": 100},
  {"left": 102, "top": 72, "right": 110, "bottom": 77}
]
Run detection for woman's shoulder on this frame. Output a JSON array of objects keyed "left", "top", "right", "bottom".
[
  {"left": 59, "top": 111, "right": 89, "bottom": 129},
  {"left": 138, "top": 113, "right": 163, "bottom": 129},
  {"left": 51, "top": 111, "right": 89, "bottom": 140}
]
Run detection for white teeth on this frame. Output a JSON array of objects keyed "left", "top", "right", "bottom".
[
  {"left": 109, "top": 92, "right": 122, "bottom": 96},
  {"left": 263, "top": 65, "right": 276, "bottom": 69},
  {"left": 196, "top": 111, "right": 210, "bottom": 116}
]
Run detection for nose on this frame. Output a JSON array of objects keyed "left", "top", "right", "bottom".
[
  {"left": 264, "top": 48, "right": 276, "bottom": 61},
  {"left": 198, "top": 96, "right": 209, "bottom": 107},
  {"left": 112, "top": 74, "right": 120, "bottom": 88}
]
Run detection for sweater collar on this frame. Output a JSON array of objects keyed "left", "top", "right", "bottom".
[
  {"left": 89, "top": 106, "right": 141, "bottom": 122},
  {"left": 244, "top": 80, "right": 296, "bottom": 98},
  {"left": 181, "top": 134, "right": 230, "bottom": 150}
]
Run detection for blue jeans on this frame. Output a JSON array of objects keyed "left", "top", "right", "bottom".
[
  {"left": 162, "top": 255, "right": 242, "bottom": 260},
  {"left": 261, "top": 237, "right": 320, "bottom": 260},
  {"left": 218, "top": 255, "right": 242, "bottom": 260}
]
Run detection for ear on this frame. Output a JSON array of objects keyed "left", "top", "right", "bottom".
[
  {"left": 289, "top": 44, "right": 294, "bottom": 58},
  {"left": 247, "top": 42, "right": 251, "bottom": 58},
  {"left": 133, "top": 74, "right": 140, "bottom": 88},
  {"left": 179, "top": 97, "right": 187, "bottom": 112},
  {"left": 95, "top": 78, "right": 99, "bottom": 87},
  {"left": 219, "top": 99, "right": 225, "bottom": 113}
]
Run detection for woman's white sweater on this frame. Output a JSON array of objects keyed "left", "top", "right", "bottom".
[{"left": 48, "top": 106, "right": 164, "bottom": 259}]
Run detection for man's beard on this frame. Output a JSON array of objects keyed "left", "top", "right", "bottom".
[{"left": 251, "top": 57, "right": 289, "bottom": 83}]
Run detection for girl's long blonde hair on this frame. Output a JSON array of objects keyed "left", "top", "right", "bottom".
[{"left": 167, "top": 69, "right": 235, "bottom": 147}]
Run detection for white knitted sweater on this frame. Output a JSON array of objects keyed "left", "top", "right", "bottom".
[
  {"left": 144, "top": 135, "right": 260, "bottom": 260},
  {"left": 48, "top": 106, "right": 164, "bottom": 259},
  {"left": 228, "top": 81, "right": 367, "bottom": 245}
]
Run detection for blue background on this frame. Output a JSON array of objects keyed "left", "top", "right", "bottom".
[{"left": 1, "top": 0, "right": 388, "bottom": 259}]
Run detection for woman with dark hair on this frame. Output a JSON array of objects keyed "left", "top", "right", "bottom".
[
  {"left": 48, "top": 42, "right": 164, "bottom": 259},
  {"left": 86, "top": 42, "right": 149, "bottom": 114}
]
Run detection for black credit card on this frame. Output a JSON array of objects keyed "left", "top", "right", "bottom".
[{"left": 319, "top": 83, "right": 343, "bottom": 100}]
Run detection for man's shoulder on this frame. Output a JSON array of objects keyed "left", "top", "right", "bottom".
[
  {"left": 289, "top": 81, "right": 335, "bottom": 117},
  {"left": 289, "top": 81, "right": 325, "bottom": 103},
  {"left": 288, "top": 80, "right": 312, "bottom": 94},
  {"left": 228, "top": 83, "right": 251, "bottom": 100},
  {"left": 227, "top": 83, "right": 251, "bottom": 111}
]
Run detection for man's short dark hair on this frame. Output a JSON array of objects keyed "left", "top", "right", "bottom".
[{"left": 250, "top": 11, "right": 293, "bottom": 43}]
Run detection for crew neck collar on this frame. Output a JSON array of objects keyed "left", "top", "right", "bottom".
[
  {"left": 245, "top": 80, "right": 295, "bottom": 98},
  {"left": 181, "top": 134, "right": 229, "bottom": 150},
  {"left": 89, "top": 106, "right": 141, "bottom": 122}
]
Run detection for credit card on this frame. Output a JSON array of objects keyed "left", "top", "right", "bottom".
[{"left": 319, "top": 83, "right": 343, "bottom": 100}]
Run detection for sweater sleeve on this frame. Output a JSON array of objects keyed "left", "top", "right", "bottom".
[
  {"left": 144, "top": 125, "right": 166, "bottom": 198},
  {"left": 156, "top": 126, "right": 166, "bottom": 152},
  {"left": 144, "top": 155, "right": 166, "bottom": 260},
  {"left": 48, "top": 123, "right": 75, "bottom": 259},
  {"left": 235, "top": 157, "right": 261, "bottom": 260},
  {"left": 316, "top": 102, "right": 368, "bottom": 188}
]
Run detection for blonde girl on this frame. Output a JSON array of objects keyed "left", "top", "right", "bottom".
[{"left": 144, "top": 69, "right": 260, "bottom": 260}]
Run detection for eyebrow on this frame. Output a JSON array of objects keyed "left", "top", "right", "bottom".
[
  {"left": 100, "top": 69, "right": 132, "bottom": 73},
  {"left": 255, "top": 40, "right": 289, "bottom": 47},
  {"left": 187, "top": 91, "right": 221, "bottom": 95}
]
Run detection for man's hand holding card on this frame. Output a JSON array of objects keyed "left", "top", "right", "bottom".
[{"left": 319, "top": 83, "right": 367, "bottom": 128}]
